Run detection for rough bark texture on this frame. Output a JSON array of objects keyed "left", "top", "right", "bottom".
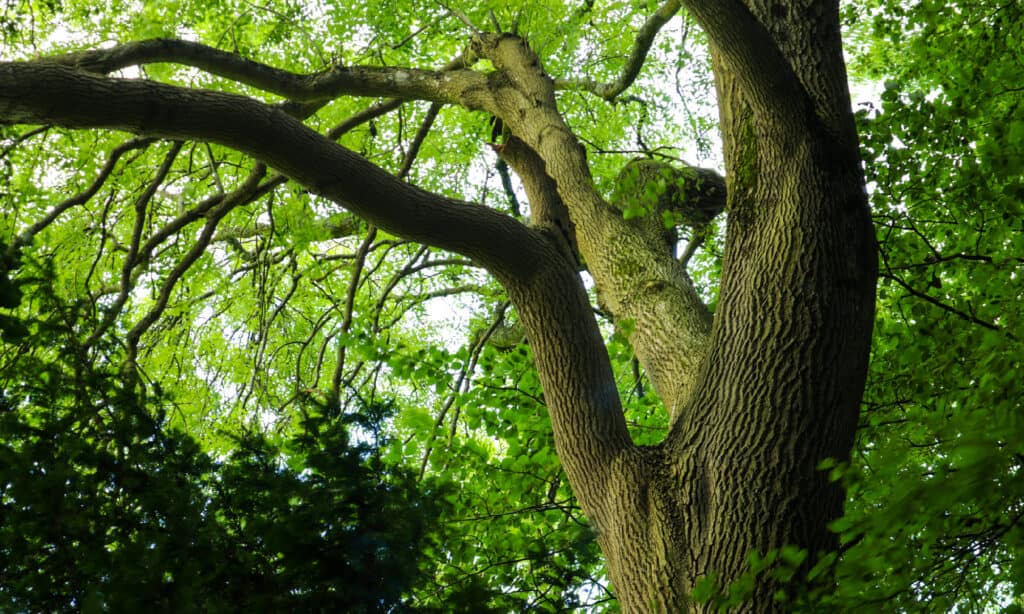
[
  {"left": 470, "top": 3, "right": 875, "bottom": 610},
  {"left": 471, "top": 33, "right": 717, "bottom": 422},
  {"left": 0, "top": 1, "right": 876, "bottom": 610},
  {"left": 674, "top": 1, "right": 875, "bottom": 609}
]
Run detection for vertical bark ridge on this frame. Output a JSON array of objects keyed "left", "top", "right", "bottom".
[
  {"left": 670, "top": 136, "right": 874, "bottom": 607},
  {"left": 594, "top": 446, "right": 705, "bottom": 612},
  {"left": 498, "top": 237, "right": 635, "bottom": 528}
]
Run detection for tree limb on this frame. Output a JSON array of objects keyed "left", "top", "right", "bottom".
[
  {"left": 471, "top": 33, "right": 713, "bottom": 422},
  {"left": 0, "top": 60, "right": 537, "bottom": 279},
  {"left": 1, "top": 44, "right": 637, "bottom": 525},
  {"left": 45, "top": 38, "right": 486, "bottom": 106},
  {"left": 213, "top": 214, "right": 363, "bottom": 244}
]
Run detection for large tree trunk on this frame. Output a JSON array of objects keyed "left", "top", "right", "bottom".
[
  {"left": 482, "top": 3, "right": 876, "bottom": 611},
  {"left": 570, "top": 2, "right": 876, "bottom": 610}
]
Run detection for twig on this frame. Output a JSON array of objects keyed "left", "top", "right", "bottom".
[{"left": 553, "top": 0, "right": 682, "bottom": 100}]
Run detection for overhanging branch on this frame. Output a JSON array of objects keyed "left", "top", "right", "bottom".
[
  {"left": 0, "top": 61, "right": 536, "bottom": 279},
  {"left": 554, "top": 0, "right": 682, "bottom": 100}
]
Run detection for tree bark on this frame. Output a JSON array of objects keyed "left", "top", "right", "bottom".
[{"left": 668, "top": 1, "right": 876, "bottom": 609}]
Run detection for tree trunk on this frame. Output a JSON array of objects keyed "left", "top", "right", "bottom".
[
  {"left": 467, "top": 3, "right": 875, "bottom": 607},
  {"left": 575, "top": 2, "right": 876, "bottom": 610}
]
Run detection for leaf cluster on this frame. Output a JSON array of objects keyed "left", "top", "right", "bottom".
[{"left": 830, "top": 1, "right": 1024, "bottom": 610}]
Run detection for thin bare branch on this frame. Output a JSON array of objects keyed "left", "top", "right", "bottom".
[
  {"left": 10, "top": 137, "right": 156, "bottom": 254},
  {"left": 448, "top": 7, "right": 481, "bottom": 33},
  {"left": 331, "top": 99, "right": 443, "bottom": 406},
  {"left": 882, "top": 272, "right": 1003, "bottom": 334},
  {"left": 0, "top": 125, "right": 49, "bottom": 159},
  {"left": 125, "top": 166, "right": 267, "bottom": 362},
  {"left": 84, "top": 140, "right": 183, "bottom": 348},
  {"left": 330, "top": 226, "right": 377, "bottom": 406},
  {"left": 554, "top": 0, "right": 682, "bottom": 100},
  {"left": 395, "top": 283, "right": 486, "bottom": 304},
  {"left": 418, "top": 301, "right": 511, "bottom": 481}
]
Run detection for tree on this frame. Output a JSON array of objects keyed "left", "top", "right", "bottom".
[
  {"left": 0, "top": 1, "right": 875, "bottom": 611},
  {"left": 0, "top": 0, "right": 1012, "bottom": 611}
]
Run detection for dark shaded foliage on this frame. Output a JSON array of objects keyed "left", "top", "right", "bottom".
[{"left": 0, "top": 257, "right": 445, "bottom": 613}]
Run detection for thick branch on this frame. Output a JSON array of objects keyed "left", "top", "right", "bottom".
[
  {"left": 2, "top": 44, "right": 638, "bottom": 532},
  {"left": 503, "top": 248, "right": 634, "bottom": 527},
  {"left": 493, "top": 136, "right": 579, "bottom": 261},
  {"left": 0, "top": 61, "right": 532, "bottom": 279},
  {"left": 214, "top": 214, "right": 363, "bottom": 244},
  {"left": 472, "top": 34, "right": 713, "bottom": 420}
]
